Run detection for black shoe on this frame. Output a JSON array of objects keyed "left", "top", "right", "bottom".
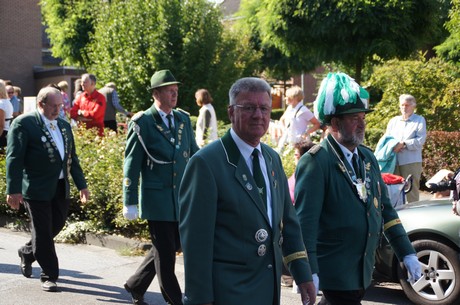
[
  {"left": 18, "top": 249, "right": 32, "bottom": 278},
  {"left": 124, "top": 283, "right": 148, "bottom": 305},
  {"left": 41, "top": 280, "right": 58, "bottom": 292}
]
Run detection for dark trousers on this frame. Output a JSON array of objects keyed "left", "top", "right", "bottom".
[
  {"left": 126, "top": 221, "right": 183, "bottom": 305},
  {"left": 319, "top": 289, "right": 366, "bottom": 305},
  {"left": 104, "top": 120, "right": 118, "bottom": 133},
  {"left": 20, "top": 179, "right": 69, "bottom": 282}
]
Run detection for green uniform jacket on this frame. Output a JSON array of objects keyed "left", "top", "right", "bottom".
[
  {"left": 6, "top": 111, "right": 87, "bottom": 200},
  {"left": 295, "top": 134, "right": 415, "bottom": 291},
  {"left": 179, "top": 131, "right": 312, "bottom": 305},
  {"left": 123, "top": 105, "right": 199, "bottom": 221}
]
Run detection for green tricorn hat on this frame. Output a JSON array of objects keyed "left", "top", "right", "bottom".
[
  {"left": 148, "top": 69, "right": 181, "bottom": 90},
  {"left": 314, "top": 72, "right": 372, "bottom": 124}
]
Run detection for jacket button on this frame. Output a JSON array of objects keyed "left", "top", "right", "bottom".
[{"left": 267, "top": 264, "right": 273, "bottom": 269}]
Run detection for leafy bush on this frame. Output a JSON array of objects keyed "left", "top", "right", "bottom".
[
  {"left": 422, "top": 131, "right": 460, "bottom": 179},
  {"left": 1, "top": 122, "right": 458, "bottom": 239},
  {"left": 365, "top": 57, "right": 460, "bottom": 132}
]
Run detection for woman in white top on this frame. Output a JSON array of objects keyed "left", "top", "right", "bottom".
[
  {"left": 195, "top": 88, "right": 218, "bottom": 147},
  {"left": 0, "top": 79, "right": 14, "bottom": 149},
  {"left": 278, "top": 86, "right": 320, "bottom": 148}
]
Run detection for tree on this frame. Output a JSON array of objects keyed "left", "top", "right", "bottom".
[
  {"left": 40, "top": 0, "right": 100, "bottom": 67},
  {"left": 247, "top": 0, "right": 450, "bottom": 82},
  {"left": 436, "top": 0, "right": 460, "bottom": 63},
  {"left": 365, "top": 56, "right": 460, "bottom": 134}
]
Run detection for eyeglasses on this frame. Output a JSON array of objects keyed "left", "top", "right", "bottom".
[
  {"left": 7, "top": 91, "right": 14, "bottom": 94},
  {"left": 232, "top": 104, "right": 272, "bottom": 115}
]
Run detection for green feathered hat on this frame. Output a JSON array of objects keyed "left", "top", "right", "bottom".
[{"left": 314, "top": 72, "right": 372, "bottom": 124}]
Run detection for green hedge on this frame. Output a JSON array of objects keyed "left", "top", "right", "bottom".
[{"left": 1, "top": 126, "right": 459, "bottom": 239}]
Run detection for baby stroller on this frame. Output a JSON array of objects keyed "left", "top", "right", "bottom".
[{"left": 381, "top": 173, "right": 413, "bottom": 207}]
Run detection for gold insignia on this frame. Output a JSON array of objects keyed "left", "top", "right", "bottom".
[
  {"left": 374, "top": 197, "right": 379, "bottom": 209},
  {"left": 283, "top": 251, "right": 308, "bottom": 264},
  {"left": 123, "top": 178, "right": 131, "bottom": 187},
  {"left": 384, "top": 218, "right": 402, "bottom": 231}
]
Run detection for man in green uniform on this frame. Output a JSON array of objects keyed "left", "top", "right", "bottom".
[
  {"left": 6, "top": 86, "right": 89, "bottom": 292},
  {"left": 122, "top": 70, "right": 199, "bottom": 305},
  {"left": 179, "top": 77, "right": 316, "bottom": 305},
  {"left": 295, "top": 72, "right": 421, "bottom": 305}
]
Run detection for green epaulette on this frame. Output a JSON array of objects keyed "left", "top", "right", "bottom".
[
  {"left": 176, "top": 107, "right": 190, "bottom": 116},
  {"left": 131, "top": 111, "right": 144, "bottom": 122},
  {"left": 308, "top": 144, "right": 322, "bottom": 155}
]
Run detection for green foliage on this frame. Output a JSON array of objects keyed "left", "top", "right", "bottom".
[
  {"left": 422, "top": 131, "right": 460, "bottom": 179},
  {"left": 245, "top": 0, "right": 450, "bottom": 81},
  {"left": 436, "top": 0, "right": 460, "bottom": 63},
  {"left": 365, "top": 57, "right": 460, "bottom": 132},
  {"left": 86, "top": 0, "right": 256, "bottom": 124},
  {"left": 40, "top": 0, "right": 100, "bottom": 66}
]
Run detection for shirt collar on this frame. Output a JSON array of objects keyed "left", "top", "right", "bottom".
[{"left": 230, "top": 128, "right": 261, "bottom": 162}]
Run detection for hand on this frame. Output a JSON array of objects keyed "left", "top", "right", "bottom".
[
  {"left": 403, "top": 254, "right": 421, "bottom": 284},
  {"left": 453, "top": 201, "right": 460, "bottom": 216},
  {"left": 80, "top": 188, "right": 90, "bottom": 204},
  {"left": 123, "top": 205, "right": 139, "bottom": 220},
  {"left": 6, "top": 194, "right": 23, "bottom": 210},
  {"left": 393, "top": 142, "right": 405, "bottom": 153},
  {"left": 298, "top": 281, "right": 316, "bottom": 305}
]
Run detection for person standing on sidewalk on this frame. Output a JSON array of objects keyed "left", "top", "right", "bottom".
[
  {"left": 179, "top": 77, "right": 316, "bottom": 305},
  {"left": 123, "top": 70, "right": 199, "bottom": 305},
  {"left": 385, "top": 94, "right": 426, "bottom": 202},
  {"left": 6, "top": 86, "right": 89, "bottom": 292}
]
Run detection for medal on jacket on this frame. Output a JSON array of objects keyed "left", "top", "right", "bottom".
[{"left": 354, "top": 179, "right": 368, "bottom": 202}]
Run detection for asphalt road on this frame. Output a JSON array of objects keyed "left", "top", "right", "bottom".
[{"left": 0, "top": 227, "right": 414, "bottom": 305}]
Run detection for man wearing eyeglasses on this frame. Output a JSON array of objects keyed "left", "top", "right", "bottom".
[
  {"left": 6, "top": 86, "right": 89, "bottom": 292},
  {"left": 6, "top": 84, "right": 21, "bottom": 118},
  {"left": 179, "top": 77, "right": 316, "bottom": 305}
]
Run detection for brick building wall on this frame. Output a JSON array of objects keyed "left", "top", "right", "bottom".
[{"left": 0, "top": 0, "right": 42, "bottom": 96}]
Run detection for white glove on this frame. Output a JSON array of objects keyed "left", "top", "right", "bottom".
[
  {"left": 292, "top": 274, "right": 319, "bottom": 295},
  {"left": 123, "top": 205, "right": 139, "bottom": 220},
  {"left": 403, "top": 254, "right": 421, "bottom": 283},
  {"left": 312, "top": 273, "right": 319, "bottom": 295}
]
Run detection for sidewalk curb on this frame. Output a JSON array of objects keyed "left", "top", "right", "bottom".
[{"left": 0, "top": 215, "right": 152, "bottom": 252}]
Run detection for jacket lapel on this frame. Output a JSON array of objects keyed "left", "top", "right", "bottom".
[
  {"left": 220, "top": 131, "right": 271, "bottom": 225},
  {"left": 149, "top": 106, "right": 175, "bottom": 146}
]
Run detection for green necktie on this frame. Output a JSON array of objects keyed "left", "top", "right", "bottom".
[
  {"left": 352, "top": 153, "right": 362, "bottom": 180},
  {"left": 166, "top": 114, "right": 174, "bottom": 133},
  {"left": 252, "top": 149, "right": 267, "bottom": 207}
]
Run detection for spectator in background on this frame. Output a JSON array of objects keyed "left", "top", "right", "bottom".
[
  {"left": 0, "top": 80, "right": 13, "bottom": 150},
  {"left": 70, "top": 74, "right": 106, "bottom": 136},
  {"left": 385, "top": 94, "right": 426, "bottom": 202},
  {"left": 99, "top": 82, "right": 133, "bottom": 133},
  {"left": 288, "top": 139, "right": 315, "bottom": 205},
  {"left": 6, "top": 84, "right": 21, "bottom": 118},
  {"left": 277, "top": 86, "right": 320, "bottom": 151},
  {"left": 72, "top": 78, "right": 83, "bottom": 107},
  {"left": 13, "top": 86, "right": 23, "bottom": 114},
  {"left": 194, "top": 88, "right": 218, "bottom": 147},
  {"left": 57, "top": 81, "right": 71, "bottom": 121}
]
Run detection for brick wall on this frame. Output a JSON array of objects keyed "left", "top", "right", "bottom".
[{"left": 0, "top": 0, "right": 42, "bottom": 96}]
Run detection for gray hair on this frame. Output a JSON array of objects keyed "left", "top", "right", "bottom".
[
  {"left": 82, "top": 73, "right": 97, "bottom": 84},
  {"left": 37, "top": 87, "right": 61, "bottom": 104},
  {"left": 399, "top": 94, "right": 416, "bottom": 106},
  {"left": 229, "top": 77, "right": 272, "bottom": 105}
]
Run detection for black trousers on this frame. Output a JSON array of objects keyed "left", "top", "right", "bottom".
[
  {"left": 20, "top": 179, "right": 69, "bottom": 282},
  {"left": 104, "top": 120, "right": 118, "bottom": 133},
  {"left": 126, "top": 220, "right": 183, "bottom": 305},
  {"left": 319, "top": 289, "right": 366, "bottom": 305}
]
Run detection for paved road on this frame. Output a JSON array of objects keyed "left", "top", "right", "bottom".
[{"left": 0, "top": 228, "right": 413, "bottom": 305}]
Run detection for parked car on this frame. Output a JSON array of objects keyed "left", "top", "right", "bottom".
[{"left": 374, "top": 198, "right": 460, "bottom": 305}]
